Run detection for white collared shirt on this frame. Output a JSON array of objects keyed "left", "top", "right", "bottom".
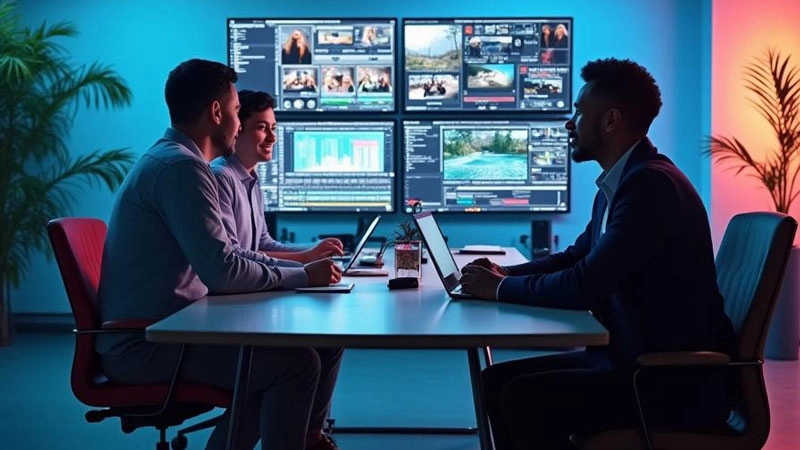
[{"left": 594, "top": 140, "right": 640, "bottom": 234}]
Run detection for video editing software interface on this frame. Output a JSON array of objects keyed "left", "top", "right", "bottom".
[
  {"left": 403, "top": 18, "right": 572, "bottom": 113},
  {"left": 257, "top": 121, "right": 395, "bottom": 212},
  {"left": 229, "top": 18, "right": 396, "bottom": 112},
  {"left": 403, "top": 120, "right": 569, "bottom": 212}
]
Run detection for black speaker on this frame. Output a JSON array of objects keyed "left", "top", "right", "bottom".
[{"left": 531, "top": 220, "right": 551, "bottom": 258}]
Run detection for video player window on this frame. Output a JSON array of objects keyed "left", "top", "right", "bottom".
[
  {"left": 403, "top": 120, "right": 569, "bottom": 213},
  {"left": 229, "top": 18, "right": 396, "bottom": 112},
  {"left": 257, "top": 121, "right": 396, "bottom": 212},
  {"left": 403, "top": 18, "right": 572, "bottom": 113}
]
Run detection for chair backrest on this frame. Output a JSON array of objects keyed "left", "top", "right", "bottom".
[
  {"left": 47, "top": 218, "right": 107, "bottom": 331},
  {"left": 716, "top": 212, "right": 797, "bottom": 361},
  {"left": 47, "top": 217, "right": 108, "bottom": 404}
]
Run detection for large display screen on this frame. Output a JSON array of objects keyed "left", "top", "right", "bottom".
[
  {"left": 229, "top": 18, "right": 396, "bottom": 112},
  {"left": 403, "top": 18, "right": 572, "bottom": 113}
]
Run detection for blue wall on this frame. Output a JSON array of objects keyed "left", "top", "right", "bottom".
[{"left": 15, "top": 0, "right": 711, "bottom": 313}]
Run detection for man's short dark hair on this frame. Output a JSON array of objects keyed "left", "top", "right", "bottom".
[
  {"left": 580, "top": 58, "right": 662, "bottom": 134},
  {"left": 237, "top": 90, "right": 276, "bottom": 123},
  {"left": 165, "top": 59, "right": 238, "bottom": 125}
]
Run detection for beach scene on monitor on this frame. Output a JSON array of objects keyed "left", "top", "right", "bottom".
[{"left": 442, "top": 128, "right": 528, "bottom": 180}]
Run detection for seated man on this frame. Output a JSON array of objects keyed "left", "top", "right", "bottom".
[
  {"left": 211, "top": 90, "right": 344, "bottom": 264},
  {"left": 97, "top": 59, "right": 342, "bottom": 450},
  {"left": 210, "top": 90, "right": 345, "bottom": 447},
  {"left": 461, "top": 58, "right": 735, "bottom": 450}
]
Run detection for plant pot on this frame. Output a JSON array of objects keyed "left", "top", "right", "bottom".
[
  {"left": 394, "top": 241, "right": 422, "bottom": 279},
  {"left": 0, "top": 275, "right": 14, "bottom": 347},
  {"left": 766, "top": 246, "right": 800, "bottom": 360}
]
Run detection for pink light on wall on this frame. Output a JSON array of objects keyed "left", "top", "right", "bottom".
[{"left": 711, "top": 0, "right": 800, "bottom": 246}]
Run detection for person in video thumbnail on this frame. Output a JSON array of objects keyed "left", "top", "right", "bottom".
[
  {"left": 468, "top": 36, "right": 483, "bottom": 57},
  {"left": 376, "top": 75, "right": 392, "bottom": 92},
  {"left": 358, "top": 72, "right": 377, "bottom": 92},
  {"left": 541, "top": 24, "right": 552, "bottom": 48},
  {"left": 282, "top": 29, "right": 312, "bottom": 64},
  {"left": 361, "top": 25, "right": 377, "bottom": 46},
  {"left": 554, "top": 23, "right": 569, "bottom": 48}
]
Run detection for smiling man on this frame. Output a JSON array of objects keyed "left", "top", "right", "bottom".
[
  {"left": 210, "top": 90, "right": 345, "bottom": 450},
  {"left": 461, "top": 58, "right": 736, "bottom": 450}
]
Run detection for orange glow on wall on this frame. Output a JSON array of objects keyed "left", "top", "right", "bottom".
[{"left": 712, "top": 0, "right": 800, "bottom": 246}]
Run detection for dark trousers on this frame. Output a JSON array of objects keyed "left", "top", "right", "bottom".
[
  {"left": 101, "top": 342, "right": 344, "bottom": 450},
  {"left": 482, "top": 350, "right": 637, "bottom": 450},
  {"left": 482, "top": 350, "right": 733, "bottom": 450}
]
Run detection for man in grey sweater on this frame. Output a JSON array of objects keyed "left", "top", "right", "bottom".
[{"left": 97, "top": 59, "right": 342, "bottom": 450}]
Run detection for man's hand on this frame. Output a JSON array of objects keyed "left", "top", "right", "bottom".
[
  {"left": 303, "top": 259, "right": 343, "bottom": 286},
  {"left": 467, "top": 257, "right": 508, "bottom": 276},
  {"left": 460, "top": 265, "right": 504, "bottom": 301},
  {"left": 304, "top": 238, "right": 345, "bottom": 262}
]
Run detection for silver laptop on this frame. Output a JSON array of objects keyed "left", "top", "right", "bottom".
[
  {"left": 341, "top": 215, "right": 389, "bottom": 277},
  {"left": 412, "top": 211, "right": 474, "bottom": 299}
]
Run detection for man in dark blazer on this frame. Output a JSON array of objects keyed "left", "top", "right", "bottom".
[{"left": 461, "top": 58, "right": 735, "bottom": 450}]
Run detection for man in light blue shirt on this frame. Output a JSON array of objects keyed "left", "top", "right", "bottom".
[
  {"left": 210, "top": 91, "right": 344, "bottom": 264},
  {"left": 211, "top": 90, "right": 345, "bottom": 449},
  {"left": 98, "top": 59, "right": 342, "bottom": 450}
]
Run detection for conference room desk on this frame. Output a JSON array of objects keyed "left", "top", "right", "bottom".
[{"left": 146, "top": 248, "right": 608, "bottom": 450}]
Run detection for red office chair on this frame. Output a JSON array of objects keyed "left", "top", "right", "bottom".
[{"left": 47, "top": 217, "right": 231, "bottom": 450}]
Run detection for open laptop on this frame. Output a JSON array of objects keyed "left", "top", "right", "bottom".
[
  {"left": 412, "top": 211, "right": 474, "bottom": 299},
  {"left": 340, "top": 215, "right": 389, "bottom": 277}
]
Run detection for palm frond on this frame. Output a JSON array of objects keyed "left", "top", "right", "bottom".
[{"left": 0, "top": 1, "right": 134, "bottom": 287}]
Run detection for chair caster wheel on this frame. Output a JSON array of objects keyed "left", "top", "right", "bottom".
[{"left": 171, "top": 435, "right": 188, "bottom": 450}]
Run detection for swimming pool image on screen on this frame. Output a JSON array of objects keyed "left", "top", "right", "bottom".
[
  {"left": 442, "top": 128, "right": 528, "bottom": 180},
  {"left": 292, "top": 131, "right": 385, "bottom": 172}
]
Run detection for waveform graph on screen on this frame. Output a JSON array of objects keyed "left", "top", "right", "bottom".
[{"left": 292, "top": 131, "right": 385, "bottom": 173}]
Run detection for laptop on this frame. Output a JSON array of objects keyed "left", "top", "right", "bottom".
[
  {"left": 340, "top": 215, "right": 389, "bottom": 277},
  {"left": 412, "top": 211, "right": 474, "bottom": 299}
]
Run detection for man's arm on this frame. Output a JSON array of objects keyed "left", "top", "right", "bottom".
[
  {"left": 214, "top": 170, "right": 302, "bottom": 268},
  {"left": 156, "top": 160, "right": 307, "bottom": 292},
  {"left": 498, "top": 169, "right": 679, "bottom": 309}
]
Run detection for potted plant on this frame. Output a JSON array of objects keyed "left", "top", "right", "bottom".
[
  {"left": 706, "top": 48, "right": 800, "bottom": 359},
  {"left": 0, "top": 1, "right": 135, "bottom": 345},
  {"left": 390, "top": 221, "right": 424, "bottom": 279}
]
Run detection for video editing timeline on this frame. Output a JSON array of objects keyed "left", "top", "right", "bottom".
[
  {"left": 257, "top": 121, "right": 395, "bottom": 212},
  {"left": 228, "top": 18, "right": 396, "bottom": 112},
  {"left": 403, "top": 18, "right": 572, "bottom": 113},
  {"left": 403, "top": 120, "right": 570, "bottom": 213}
]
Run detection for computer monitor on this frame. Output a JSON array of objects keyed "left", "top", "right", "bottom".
[
  {"left": 402, "top": 120, "right": 570, "bottom": 213},
  {"left": 257, "top": 121, "right": 396, "bottom": 212},
  {"left": 402, "top": 17, "right": 572, "bottom": 113},
  {"left": 228, "top": 18, "right": 396, "bottom": 112}
]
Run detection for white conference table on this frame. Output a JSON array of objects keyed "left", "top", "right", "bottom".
[{"left": 146, "top": 247, "right": 608, "bottom": 450}]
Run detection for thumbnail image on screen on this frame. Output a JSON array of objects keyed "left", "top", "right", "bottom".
[
  {"left": 403, "top": 18, "right": 572, "bottom": 113},
  {"left": 403, "top": 120, "right": 569, "bottom": 212},
  {"left": 229, "top": 18, "right": 396, "bottom": 112},
  {"left": 257, "top": 121, "right": 395, "bottom": 212}
]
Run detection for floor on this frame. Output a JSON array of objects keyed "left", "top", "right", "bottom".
[{"left": 0, "top": 332, "right": 797, "bottom": 449}]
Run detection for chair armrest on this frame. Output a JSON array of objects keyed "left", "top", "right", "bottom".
[
  {"left": 102, "top": 319, "right": 158, "bottom": 330},
  {"left": 74, "top": 319, "right": 158, "bottom": 335},
  {"left": 636, "top": 351, "right": 731, "bottom": 367}
]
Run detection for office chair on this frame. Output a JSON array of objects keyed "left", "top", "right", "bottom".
[
  {"left": 47, "top": 217, "right": 231, "bottom": 450},
  {"left": 572, "top": 212, "right": 797, "bottom": 450}
]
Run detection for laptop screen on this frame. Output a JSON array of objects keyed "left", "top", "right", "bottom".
[
  {"left": 344, "top": 215, "right": 381, "bottom": 272},
  {"left": 414, "top": 212, "right": 459, "bottom": 279}
]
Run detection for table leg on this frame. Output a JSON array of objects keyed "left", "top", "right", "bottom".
[
  {"left": 468, "top": 348, "right": 493, "bottom": 450},
  {"left": 225, "top": 345, "right": 253, "bottom": 450}
]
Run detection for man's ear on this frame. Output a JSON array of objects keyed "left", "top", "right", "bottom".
[
  {"left": 603, "top": 108, "right": 622, "bottom": 133},
  {"left": 210, "top": 100, "right": 222, "bottom": 125}
]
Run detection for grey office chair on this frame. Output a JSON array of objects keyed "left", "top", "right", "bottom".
[{"left": 574, "top": 211, "right": 797, "bottom": 450}]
